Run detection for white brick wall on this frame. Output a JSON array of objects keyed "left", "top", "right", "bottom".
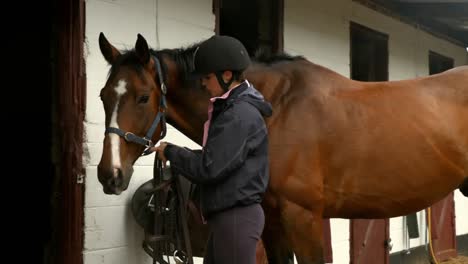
[
  {"left": 455, "top": 190, "right": 468, "bottom": 236},
  {"left": 84, "top": 0, "right": 467, "bottom": 263},
  {"left": 84, "top": 0, "right": 212, "bottom": 263}
]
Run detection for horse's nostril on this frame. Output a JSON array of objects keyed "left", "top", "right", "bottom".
[{"left": 109, "top": 168, "right": 123, "bottom": 188}]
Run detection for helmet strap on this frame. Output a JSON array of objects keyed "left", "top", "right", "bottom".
[{"left": 215, "top": 72, "right": 234, "bottom": 93}]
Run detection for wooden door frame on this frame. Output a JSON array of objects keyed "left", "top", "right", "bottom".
[
  {"left": 350, "top": 219, "right": 390, "bottom": 264},
  {"left": 54, "top": 0, "right": 86, "bottom": 263},
  {"left": 350, "top": 21, "right": 389, "bottom": 82},
  {"left": 429, "top": 50, "right": 454, "bottom": 75},
  {"left": 428, "top": 193, "right": 457, "bottom": 261}
]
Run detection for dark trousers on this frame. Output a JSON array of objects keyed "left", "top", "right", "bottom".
[{"left": 203, "top": 203, "right": 265, "bottom": 264}]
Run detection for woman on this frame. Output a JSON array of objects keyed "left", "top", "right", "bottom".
[{"left": 152, "top": 35, "right": 272, "bottom": 264}]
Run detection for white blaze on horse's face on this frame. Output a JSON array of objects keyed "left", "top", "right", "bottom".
[{"left": 109, "top": 79, "right": 127, "bottom": 172}]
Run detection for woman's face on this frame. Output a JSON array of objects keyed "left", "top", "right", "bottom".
[{"left": 201, "top": 73, "right": 223, "bottom": 98}]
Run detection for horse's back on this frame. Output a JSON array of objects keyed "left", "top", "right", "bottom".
[
  {"left": 321, "top": 65, "right": 468, "bottom": 218},
  {"left": 250, "top": 57, "right": 468, "bottom": 219},
  {"left": 444, "top": 65, "right": 468, "bottom": 74}
]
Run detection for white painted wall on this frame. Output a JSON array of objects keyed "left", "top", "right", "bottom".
[
  {"left": 84, "top": 0, "right": 213, "bottom": 263},
  {"left": 84, "top": 0, "right": 467, "bottom": 263},
  {"left": 455, "top": 190, "right": 468, "bottom": 236},
  {"left": 284, "top": 1, "right": 467, "bottom": 263}
]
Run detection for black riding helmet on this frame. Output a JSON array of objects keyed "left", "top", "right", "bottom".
[{"left": 192, "top": 35, "right": 251, "bottom": 91}]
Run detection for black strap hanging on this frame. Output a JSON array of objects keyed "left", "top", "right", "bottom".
[{"left": 137, "top": 153, "right": 193, "bottom": 264}]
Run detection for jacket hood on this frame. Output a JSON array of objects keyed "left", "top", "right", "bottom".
[{"left": 239, "top": 84, "right": 273, "bottom": 117}]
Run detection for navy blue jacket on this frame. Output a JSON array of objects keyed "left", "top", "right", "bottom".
[{"left": 165, "top": 82, "right": 273, "bottom": 217}]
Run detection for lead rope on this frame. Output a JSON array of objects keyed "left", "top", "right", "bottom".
[
  {"left": 151, "top": 154, "right": 168, "bottom": 264},
  {"left": 427, "top": 207, "right": 440, "bottom": 264},
  {"left": 174, "top": 174, "right": 194, "bottom": 264}
]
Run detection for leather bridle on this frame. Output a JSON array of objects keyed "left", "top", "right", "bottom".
[{"left": 105, "top": 55, "right": 168, "bottom": 156}]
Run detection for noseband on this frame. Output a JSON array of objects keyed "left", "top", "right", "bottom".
[{"left": 105, "top": 55, "right": 168, "bottom": 156}]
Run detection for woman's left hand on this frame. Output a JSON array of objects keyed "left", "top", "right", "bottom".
[{"left": 150, "top": 142, "right": 169, "bottom": 165}]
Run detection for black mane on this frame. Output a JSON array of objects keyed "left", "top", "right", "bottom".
[
  {"left": 253, "top": 50, "right": 306, "bottom": 65},
  {"left": 153, "top": 42, "right": 201, "bottom": 84},
  {"left": 109, "top": 41, "right": 305, "bottom": 85},
  {"left": 107, "top": 44, "right": 200, "bottom": 85},
  {"left": 152, "top": 43, "right": 305, "bottom": 84}
]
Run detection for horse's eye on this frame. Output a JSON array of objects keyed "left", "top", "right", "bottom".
[{"left": 138, "top": 95, "right": 149, "bottom": 104}]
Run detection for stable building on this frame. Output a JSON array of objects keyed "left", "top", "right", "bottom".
[{"left": 17, "top": 0, "right": 467, "bottom": 263}]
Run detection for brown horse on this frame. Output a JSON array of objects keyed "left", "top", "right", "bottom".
[{"left": 96, "top": 32, "right": 468, "bottom": 264}]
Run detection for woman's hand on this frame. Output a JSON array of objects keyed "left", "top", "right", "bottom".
[{"left": 150, "top": 142, "right": 169, "bottom": 165}]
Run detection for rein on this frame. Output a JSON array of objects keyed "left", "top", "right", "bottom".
[
  {"left": 142, "top": 155, "right": 193, "bottom": 264},
  {"left": 105, "top": 55, "right": 168, "bottom": 156}
]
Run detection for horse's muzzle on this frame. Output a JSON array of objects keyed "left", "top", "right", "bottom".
[{"left": 98, "top": 166, "right": 127, "bottom": 195}]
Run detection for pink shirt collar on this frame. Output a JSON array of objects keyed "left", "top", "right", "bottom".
[{"left": 202, "top": 81, "right": 249, "bottom": 147}]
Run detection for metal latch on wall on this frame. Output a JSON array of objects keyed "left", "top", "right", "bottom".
[{"left": 77, "top": 174, "right": 84, "bottom": 184}]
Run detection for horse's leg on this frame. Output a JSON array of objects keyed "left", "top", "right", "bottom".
[
  {"left": 262, "top": 224, "right": 294, "bottom": 264},
  {"left": 282, "top": 200, "right": 324, "bottom": 264},
  {"left": 255, "top": 240, "right": 269, "bottom": 264},
  {"left": 265, "top": 141, "right": 325, "bottom": 263},
  {"left": 261, "top": 202, "right": 294, "bottom": 264}
]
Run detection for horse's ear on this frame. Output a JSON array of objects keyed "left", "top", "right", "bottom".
[
  {"left": 99, "top": 32, "right": 121, "bottom": 64},
  {"left": 135, "top": 34, "right": 150, "bottom": 65}
]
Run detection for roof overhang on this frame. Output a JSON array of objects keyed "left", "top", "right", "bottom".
[{"left": 356, "top": 0, "right": 468, "bottom": 47}]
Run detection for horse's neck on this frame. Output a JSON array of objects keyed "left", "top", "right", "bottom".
[
  {"left": 164, "top": 57, "right": 341, "bottom": 144},
  {"left": 156, "top": 50, "right": 209, "bottom": 145},
  {"left": 165, "top": 82, "right": 208, "bottom": 145}
]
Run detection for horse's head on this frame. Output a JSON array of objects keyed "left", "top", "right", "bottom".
[{"left": 97, "top": 33, "right": 167, "bottom": 194}]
